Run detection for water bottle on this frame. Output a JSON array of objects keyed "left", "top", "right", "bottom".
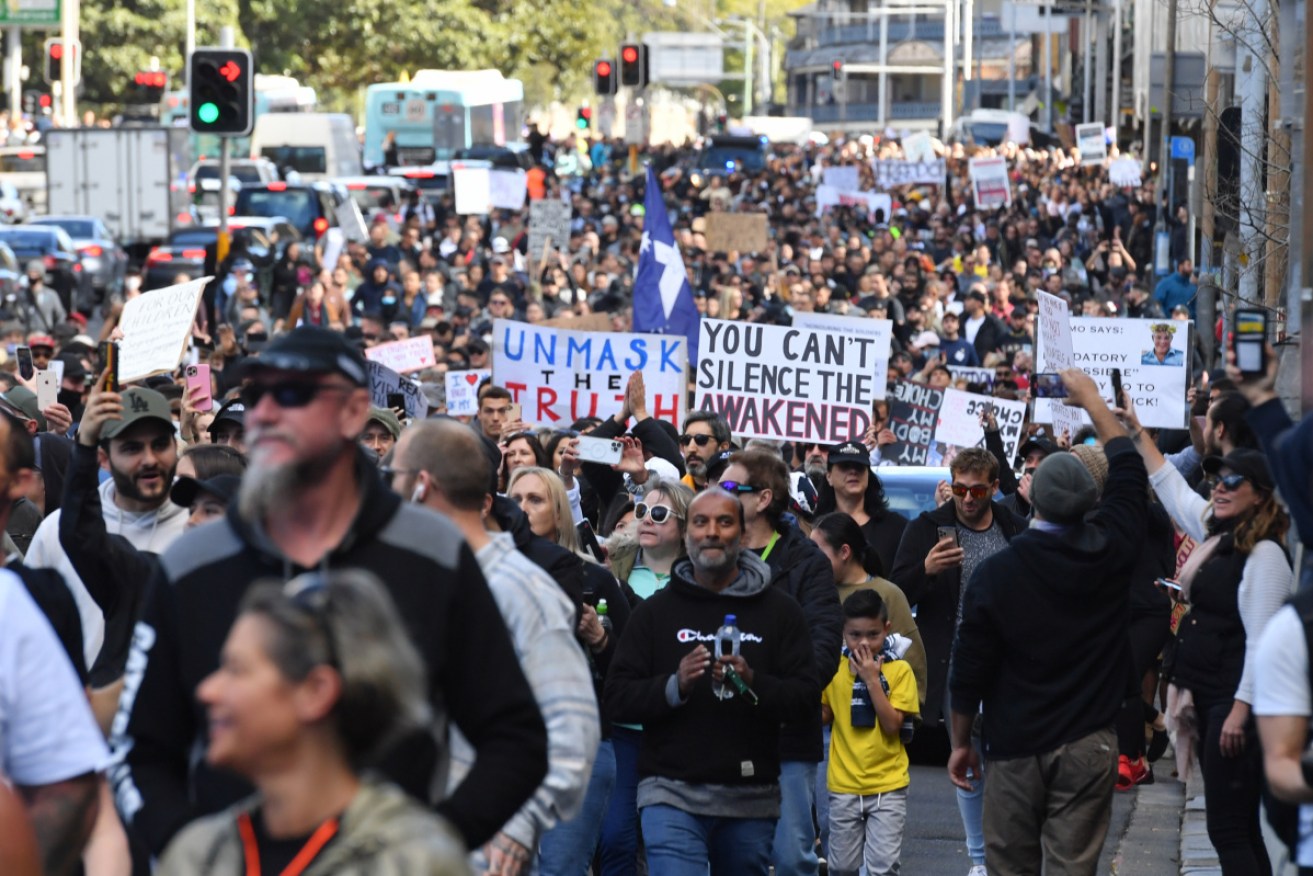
[
  {"left": 596, "top": 599, "right": 613, "bottom": 635},
  {"left": 713, "top": 614, "right": 741, "bottom": 700}
]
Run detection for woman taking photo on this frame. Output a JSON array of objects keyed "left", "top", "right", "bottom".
[
  {"left": 1128, "top": 403, "right": 1292, "bottom": 875},
  {"left": 159, "top": 570, "right": 470, "bottom": 875}
]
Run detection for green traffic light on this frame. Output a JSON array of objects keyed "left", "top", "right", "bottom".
[
  {"left": 197, "top": 102, "right": 220, "bottom": 124},
  {"left": 575, "top": 118, "right": 587, "bottom": 130}
]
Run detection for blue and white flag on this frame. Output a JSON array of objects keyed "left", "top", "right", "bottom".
[{"left": 633, "top": 166, "right": 700, "bottom": 364}]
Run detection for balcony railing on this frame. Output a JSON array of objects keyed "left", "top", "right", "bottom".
[{"left": 805, "top": 101, "right": 944, "bottom": 123}]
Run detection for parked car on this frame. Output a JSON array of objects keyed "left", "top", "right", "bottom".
[
  {"left": 188, "top": 157, "right": 280, "bottom": 188},
  {"left": 0, "top": 181, "right": 27, "bottom": 224},
  {"left": 387, "top": 164, "right": 451, "bottom": 203},
  {"left": 28, "top": 215, "right": 128, "bottom": 300},
  {"left": 142, "top": 217, "right": 301, "bottom": 292},
  {"left": 0, "top": 145, "right": 46, "bottom": 213},
  {"left": 232, "top": 181, "right": 348, "bottom": 242},
  {"left": 0, "top": 225, "right": 86, "bottom": 312},
  {"left": 874, "top": 466, "right": 952, "bottom": 521},
  {"left": 335, "top": 176, "right": 415, "bottom": 230},
  {"left": 0, "top": 241, "right": 24, "bottom": 314}
]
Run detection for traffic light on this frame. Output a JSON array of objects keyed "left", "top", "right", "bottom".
[
  {"left": 619, "top": 42, "right": 648, "bottom": 88},
  {"left": 189, "top": 47, "right": 254, "bottom": 135},
  {"left": 575, "top": 106, "right": 592, "bottom": 131},
  {"left": 831, "top": 60, "right": 845, "bottom": 81},
  {"left": 593, "top": 59, "right": 616, "bottom": 96},
  {"left": 43, "top": 39, "right": 79, "bottom": 84},
  {"left": 131, "top": 70, "right": 169, "bottom": 105}
]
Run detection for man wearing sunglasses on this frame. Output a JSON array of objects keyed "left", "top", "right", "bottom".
[
  {"left": 111, "top": 326, "right": 549, "bottom": 861},
  {"left": 678, "top": 412, "right": 731, "bottom": 491}
]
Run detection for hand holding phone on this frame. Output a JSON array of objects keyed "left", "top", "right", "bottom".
[
  {"left": 1233, "top": 309, "right": 1268, "bottom": 376},
  {"left": 185, "top": 364, "right": 213, "bottom": 412},
  {"left": 15, "top": 346, "right": 32, "bottom": 381},
  {"left": 1110, "top": 368, "right": 1126, "bottom": 410},
  {"left": 1032, "top": 372, "right": 1069, "bottom": 398}
]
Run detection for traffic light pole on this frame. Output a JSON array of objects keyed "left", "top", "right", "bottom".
[
  {"left": 4, "top": 29, "right": 19, "bottom": 123},
  {"left": 216, "top": 26, "right": 234, "bottom": 264},
  {"left": 58, "top": 0, "right": 77, "bottom": 125}
]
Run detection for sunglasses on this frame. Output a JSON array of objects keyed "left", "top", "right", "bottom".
[
  {"left": 951, "top": 483, "right": 992, "bottom": 499},
  {"left": 680, "top": 434, "right": 715, "bottom": 447},
  {"left": 283, "top": 574, "right": 341, "bottom": 669},
  {"left": 239, "top": 382, "right": 352, "bottom": 409},
  {"left": 635, "top": 502, "right": 680, "bottom": 524},
  {"left": 718, "top": 480, "right": 758, "bottom": 494},
  {"left": 1214, "top": 473, "right": 1250, "bottom": 492},
  {"left": 378, "top": 465, "right": 416, "bottom": 488}
]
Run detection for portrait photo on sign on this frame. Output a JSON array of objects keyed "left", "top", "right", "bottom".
[{"left": 1141, "top": 322, "right": 1185, "bottom": 366}]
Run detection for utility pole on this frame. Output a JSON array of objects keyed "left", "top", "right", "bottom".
[
  {"left": 1236, "top": 0, "right": 1267, "bottom": 305},
  {"left": 1263, "top": 13, "right": 1288, "bottom": 312},
  {"left": 1112, "top": 0, "right": 1122, "bottom": 138},
  {"left": 1007, "top": 1, "right": 1017, "bottom": 111},
  {"left": 58, "top": 0, "right": 78, "bottom": 125}
]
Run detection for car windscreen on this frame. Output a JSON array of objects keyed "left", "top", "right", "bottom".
[
  {"left": 0, "top": 151, "right": 44, "bottom": 173},
  {"left": 236, "top": 191, "right": 318, "bottom": 233},
  {"left": 34, "top": 219, "right": 95, "bottom": 238},
  {"left": 168, "top": 229, "right": 218, "bottom": 248},
  {"left": 260, "top": 146, "right": 327, "bottom": 175},
  {"left": 699, "top": 146, "right": 766, "bottom": 172},
  {"left": 0, "top": 231, "right": 54, "bottom": 252},
  {"left": 350, "top": 187, "right": 402, "bottom": 212}
]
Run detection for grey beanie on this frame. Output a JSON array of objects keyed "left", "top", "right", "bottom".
[{"left": 1030, "top": 452, "right": 1098, "bottom": 524}]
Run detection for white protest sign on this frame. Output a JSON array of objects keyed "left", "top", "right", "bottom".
[
  {"left": 444, "top": 368, "right": 491, "bottom": 417},
  {"left": 118, "top": 277, "right": 209, "bottom": 383},
  {"left": 1036, "top": 291, "right": 1082, "bottom": 438},
  {"left": 340, "top": 198, "right": 369, "bottom": 243},
  {"left": 320, "top": 228, "right": 345, "bottom": 274},
  {"left": 815, "top": 185, "right": 894, "bottom": 222},
  {"left": 947, "top": 365, "right": 995, "bottom": 388},
  {"left": 528, "top": 200, "right": 572, "bottom": 261},
  {"left": 1076, "top": 122, "right": 1107, "bottom": 166},
  {"left": 453, "top": 166, "right": 490, "bottom": 214},
  {"left": 694, "top": 318, "right": 879, "bottom": 444},
  {"left": 968, "top": 157, "right": 1012, "bottom": 210},
  {"left": 790, "top": 311, "right": 894, "bottom": 399},
  {"left": 492, "top": 319, "right": 687, "bottom": 429},
  {"left": 872, "top": 158, "right": 946, "bottom": 189},
  {"left": 822, "top": 165, "right": 861, "bottom": 193},
  {"left": 1109, "top": 157, "right": 1143, "bottom": 188},
  {"left": 489, "top": 170, "right": 527, "bottom": 210},
  {"left": 364, "top": 336, "right": 437, "bottom": 374},
  {"left": 936, "top": 388, "right": 1028, "bottom": 466},
  {"left": 366, "top": 361, "right": 427, "bottom": 420},
  {"left": 902, "top": 131, "right": 936, "bottom": 162},
  {"left": 1035, "top": 317, "right": 1191, "bottom": 429}
]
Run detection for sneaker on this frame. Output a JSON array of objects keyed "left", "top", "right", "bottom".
[
  {"left": 968, "top": 866, "right": 987, "bottom": 876},
  {"left": 1116, "top": 754, "right": 1152, "bottom": 790}
]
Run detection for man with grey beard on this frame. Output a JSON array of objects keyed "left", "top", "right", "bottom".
[{"left": 108, "top": 326, "right": 549, "bottom": 860}]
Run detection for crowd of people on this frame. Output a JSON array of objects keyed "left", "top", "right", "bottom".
[{"left": 0, "top": 125, "right": 1308, "bottom": 876}]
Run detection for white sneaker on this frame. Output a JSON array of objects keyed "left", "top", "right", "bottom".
[{"left": 968, "top": 866, "right": 987, "bottom": 876}]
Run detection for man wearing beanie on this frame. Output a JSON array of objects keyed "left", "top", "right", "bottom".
[{"left": 948, "top": 369, "right": 1148, "bottom": 876}]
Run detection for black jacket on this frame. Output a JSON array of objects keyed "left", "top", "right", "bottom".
[
  {"left": 10, "top": 560, "right": 87, "bottom": 685},
  {"left": 584, "top": 415, "right": 686, "bottom": 512},
  {"left": 969, "top": 313, "right": 1010, "bottom": 362},
  {"left": 890, "top": 498, "right": 1027, "bottom": 726},
  {"left": 490, "top": 494, "right": 585, "bottom": 611},
  {"left": 949, "top": 437, "right": 1148, "bottom": 759},
  {"left": 763, "top": 520, "right": 842, "bottom": 763},
  {"left": 109, "top": 452, "right": 548, "bottom": 856}
]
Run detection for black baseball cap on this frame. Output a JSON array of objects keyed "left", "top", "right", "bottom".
[
  {"left": 208, "top": 398, "right": 246, "bottom": 436},
  {"left": 827, "top": 440, "right": 870, "bottom": 468},
  {"left": 170, "top": 473, "right": 242, "bottom": 508},
  {"left": 706, "top": 449, "right": 735, "bottom": 483},
  {"left": 240, "top": 326, "right": 368, "bottom": 387},
  {"left": 1017, "top": 436, "right": 1059, "bottom": 465},
  {"left": 1202, "top": 449, "right": 1273, "bottom": 492}
]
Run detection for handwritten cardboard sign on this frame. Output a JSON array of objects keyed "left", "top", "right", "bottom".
[
  {"left": 528, "top": 200, "right": 572, "bottom": 261},
  {"left": 118, "top": 276, "right": 209, "bottom": 383},
  {"left": 366, "top": 360, "right": 427, "bottom": 420},
  {"left": 968, "top": 157, "right": 1012, "bottom": 210},
  {"left": 703, "top": 213, "right": 769, "bottom": 254},
  {"left": 364, "top": 336, "right": 437, "bottom": 374},
  {"left": 444, "top": 368, "right": 491, "bottom": 417}
]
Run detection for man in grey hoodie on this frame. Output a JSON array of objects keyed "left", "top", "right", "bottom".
[{"left": 26, "top": 384, "right": 187, "bottom": 682}]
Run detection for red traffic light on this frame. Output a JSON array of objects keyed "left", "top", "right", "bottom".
[
  {"left": 832, "top": 60, "right": 842, "bottom": 70},
  {"left": 134, "top": 71, "right": 168, "bottom": 88},
  {"left": 596, "top": 61, "right": 612, "bottom": 77},
  {"left": 581, "top": 107, "right": 592, "bottom": 120},
  {"left": 49, "top": 43, "right": 62, "bottom": 60},
  {"left": 622, "top": 46, "right": 638, "bottom": 64},
  {"left": 219, "top": 60, "right": 242, "bottom": 82},
  {"left": 38, "top": 94, "right": 51, "bottom": 108}
]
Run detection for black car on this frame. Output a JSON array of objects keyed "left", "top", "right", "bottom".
[
  {"left": 28, "top": 215, "right": 128, "bottom": 299},
  {"left": 232, "top": 181, "right": 345, "bottom": 242},
  {"left": 691, "top": 135, "right": 770, "bottom": 175},
  {"left": 143, "top": 218, "right": 301, "bottom": 292},
  {"left": 0, "top": 225, "right": 87, "bottom": 313}
]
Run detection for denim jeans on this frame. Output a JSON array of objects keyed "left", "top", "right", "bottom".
[
  {"left": 815, "top": 726, "right": 833, "bottom": 859},
  {"left": 599, "top": 726, "right": 643, "bottom": 876},
  {"left": 771, "top": 760, "right": 820, "bottom": 876},
  {"left": 539, "top": 739, "right": 617, "bottom": 876},
  {"left": 641, "top": 803, "right": 775, "bottom": 876}
]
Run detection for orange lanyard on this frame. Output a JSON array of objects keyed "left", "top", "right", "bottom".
[{"left": 237, "top": 812, "right": 339, "bottom": 876}]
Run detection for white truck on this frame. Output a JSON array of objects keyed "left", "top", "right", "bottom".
[{"left": 45, "top": 127, "right": 192, "bottom": 256}]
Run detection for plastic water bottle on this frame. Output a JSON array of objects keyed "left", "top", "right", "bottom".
[
  {"left": 713, "top": 614, "right": 741, "bottom": 700},
  {"left": 596, "top": 599, "right": 613, "bottom": 635}
]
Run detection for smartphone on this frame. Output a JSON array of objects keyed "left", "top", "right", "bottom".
[
  {"left": 1110, "top": 367, "right": 1126, "bottom": 410},
  {"left": 1234, "top": 309, "right": 1267, "bottom": 376},
  {"left": 936, "top": 525, "right": 960, "bottom": 547},
  {"left": 14, "top": 346, "right": 32, "bottom": 381},
  {"left": 184, "top": 364, "right": 213, "bottom": 412},
  {"left": 1032, "top": 372, "right": 1069, "bottom": 398},
  {"left": 577, "top": 519, "right": 605, "bottom": 564},
  {"left": 507, "top": 402, "right": 522, "bottom": 422},
  {"left": 386, "top": 392, "right": 406, "bottom": 411},
  {"left": 98, "top": 341, "right": 119, "bottom": 392},
  {"left": 1155, "top": 577, "right": 1184, "bottom": 592},
  {"left": 576, "top": 435, "right": 624, "bottom": 465},
  {"left": 34, "top": 370, "right": 57, "bottom": 410}
]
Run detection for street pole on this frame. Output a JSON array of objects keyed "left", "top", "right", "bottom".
[
  {"left": 878, "top": 13, "right": 889, "bottom": 128},
  {"left": 941, "top": 0, "right": 953, "bottom": 136},
  {"left": 1236, "top": 0, "right": 1265, "bottom": 304},
  {"left": 1043, "top": 15, "right": 1052, "bottom": 131},
  {"left": 1007, "top": 0, "right": 1016, "bottom": 111},
  {"left": 59, "top": 0, "right": 78, "bottom": 126},
  {"left": 1094, "top": 5, "right": 1108, "bottom": 129},
  {"left": 1155, "top": 0, "right": 1177, "bottom": 271},
  {"left": 1112, "top": 0, "right": 1122, "bottom": 138},
  {"left": 1082, "top": 0, "right": 1093, "bottom": 123},
  {"left": 743, "top": 20, "right": 753, "bottom": 115},
  {"left": 185, "top": 0, "right": 196, "bottom": 87},
  {"left": 218, "top": 26, "right": 234, "bottom": 264},
  {"left": 5, "top": 28, "right": 19, "bottom": 124}
]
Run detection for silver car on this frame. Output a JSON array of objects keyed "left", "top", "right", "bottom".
[{"left": 28, "top": 215, "right": 128, "bottom": 299}]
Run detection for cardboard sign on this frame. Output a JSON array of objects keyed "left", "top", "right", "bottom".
[
  {"left": 1036, "top": 291, "right": 1083, "bottom": 438},
  {"left": 936, "top": 388, "right": 1028, "bottom": 467},
  {"left": 1035, "top": 317, "right": 1191, "bottom": 429},
  {"left": 902, "top": 131, "right": 936, "bottom": 163},
  {"left": 367, "top": 360, "right": 428, "bottom": 420},
  {"left": 790, "top": 311, "right": 894, "bottom": 399},
  {"left": 492, "top": 319, "right": 687, "bottom": 429},
  {"left": 872, "top": 158, "right": 946, "bottom": 189},
  {"left": 822, "top": 165, "right": 861, "bottom": 193},
  {"left": 527, "top": 200, "right": 572, "bottom": 261},
  {"left": 539, "top": 312, "right": 614, "bottom": 331},
  {"left": 969, "top": 157, "right": 1012, "bottom": 210},
  {"left": 118, "top": 276, "right": 210, "bottom": 383},
  {"left": 453, "top": 167, "right": 527, "bottom": 214},
  {"left": 444, "top": 368, "right": 491, "bottom": 417},
  {"left": 1076, "top": 122, "right": 1107, "bottom": 166},
  {"left": 882, "top": 380, "right": 945, "bottom": 465},
  {"left": 694, "top": 318, "right": 880, "bottom": 443},
  {"left": 1109, "top": 157, "right": 1143, "bottom": 188},
  {"left": 947, "top": 365, "right": 995, "bottom": 389},
  {"left": 364, "top": 336, "right": 437, "bottom": 374},
  {"left": 339, "top": 198, "right": 369, "bottom": 243},
  {"left": 815, "top": 186, "right": 894, "bottom": 222},
  {"left": 703, "top": 213, "right": 769, "bottom": 254},
  {"left": 881, "top": 381, "right": 1027, "bottom": 467}
]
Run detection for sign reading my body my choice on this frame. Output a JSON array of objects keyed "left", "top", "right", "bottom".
[
  {"left": 492, "top": 319, "right": 687, "bottom": 428},
  {"left": 694, "top": 318, "right": 878, "bottom": 444}
]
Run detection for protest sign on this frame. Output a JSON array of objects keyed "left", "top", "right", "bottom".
[
  {"left": 493, "top": 319, "right": 687, "bottom": 428},
  {"left": 968, "top": 157, "right": 1012, "bottom": 209},
  {"left": 902, "top": 131, "right": 936, "bottom": 163},
  {"left": 936, "top": 389, "right": 1028, "bottom": 466},
  {"left": 367, "top": 361, "right": 427, "bottom": 420},
  {"left": 881, "top": 381, "right": 1027, "bottom": 466},
  {"left": 822, "top": 165, "right": 861, "bottom": 192},
  {"left": 882, "top": 380, "right": 945, "bottom": 465},
  {"left": 340, "top": 198, "right": 369, "bottom": 243},
  {"left": 815, "top": 186, "right": 894, "bottom": 222},
  {"left": 444, "top": 368, "right": 491, "bottom": 417},
  {"left": 947, "top": 365, "right": 995, "bottom": 389},
  {"left": 320, "top": 228, "right": 346, "bottom": 274},
  {"left": 1109, "top": 157, "right": 1143, "bottom": 188},
  {"left": 1035, "top": 317, "right": 1191, "bottom": 429},
  {"left": 540, "top": 312, "right": 613, "bottom": 331},
  {"left": 452, "top": 167, "right": 527, "bottom": 214},
  {"left": 790, "top": 311, "right": 894, "bottom": 399},
  {"left": 1036, "top": 291, "right": 1083, "bottom": 438},
  {"left": 118, "top": 277, "right": 209, "bottom": 383},
  {"left": 1076, "top": 122, "right": 1107, "bottom": 166},
  {"left": 872, "top": 158, "right": 946, "bottom": 189},
  {"left": 364, "top": 336, "right": 437, "bottom": 374},
  {"left": 489, "top": 170, "right": 527, "bottom": 209},
  {"left": 704, "top": 213, "right": 769, "bottom": 254},
  {"left": 694, "top": 318, "right": 879, "bottom": 443},
  {"left": 527, "top": 200, "right": 572, "bottom": 261}
]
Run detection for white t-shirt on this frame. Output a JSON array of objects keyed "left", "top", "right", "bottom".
[
  {"left": 1253, "top": 605, "right": 1313, "bottom": 866},
  {"left": 965, "top": 313, "right": 986, "bottom": 345},
  {"left": 0, "top": 570, "right": 107, "bottom": 786}
]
